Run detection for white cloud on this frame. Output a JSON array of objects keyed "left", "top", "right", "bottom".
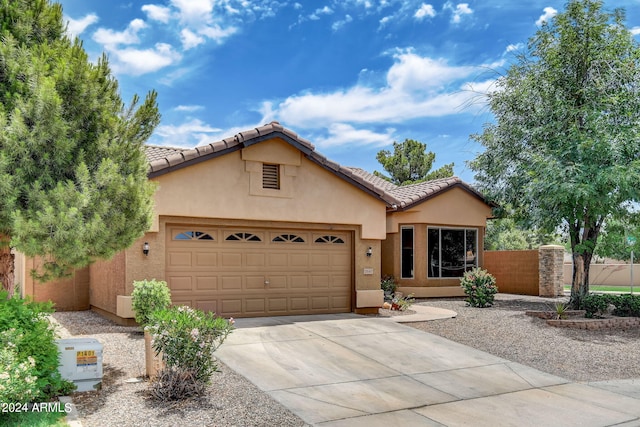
[
  {"left": 310, "top": 6, "right": 334, "bottom": 20},
  {"left": 505, "top": 43, "right": 524, "bottom": 53},
  {"left": 448, "top": 3, "right": 473, "bottom": 24},
  {"left": 263, "top": 50, "right": 489, "bottom": 130},
  {"left": 170, "top": 0, "right": 214, "bottom": 25},
  {"left": 154, "top": 118, "right": 222, "bottom": 147},
  {"left": 110, "top": 43, "right": 182, "bottom": 75},
  {"left": 175, "top": 105, "right": 204, "bottom": 112},
  {"left": 199, "top": 25, "right": 238, "bottom": 43},
  {"left": 93, "top": 19, "right": 146, "bottom": 47},
  {"left": 536, "top": 7, "right": 557, "bottom": 26},
  {"left": 65, "top": 13, "right": 99, "bottom": 39},
  {"left": 414, "top": 4, "right": 436, "bottom": 20},
  {"left": 630, "top": 26, "right": 640, "bottom": 36},
  {"left": 314, "top": 123, "right": 396, "bottom": 148},
  {"left": 181, "top": 28, "right": 206, "bottom": 49},
  {"left": 332, "top": 15, "right": 353, "bottom": 31},
  {"left": 142, "top": 4, "right": 172, "bottom": 23}
]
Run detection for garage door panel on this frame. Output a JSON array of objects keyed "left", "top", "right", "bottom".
[
  {"left": 290, "top": 275, "right": 309, "bottom": 289},
  {"left": 195, "top": 276, "right": 217, "bottom": 290},
  {"left": 290, "top": 297, "right": 309, "bottom": 311},
  {"left": 268, "top": 298, "right": 288, "bottom": 311},
  {"left": 221, "top": 253, "right": 242, "bottom": 267},
  {"left": 268, "top": 253, "right": 288, "bottom": 267},
  {"left": 168, "top": 252, "right": 192, "bottom": 267},
  {"left": 246, "top": 275, "right": 266, "bottom": 289},
  {"left": 290, "top": 253, "right": 309, "bottom": 267},
  {"left": 267, "top": 275, "right": 287, "bottom": 289},
  {"left": 169, "top": 276, "right": 193, "bottom": 291},
  {"left": 311, "top": 254, "right": 330, "bottom": 267},
  {"left": 195, "top": 300, "right": 217, "bottom": 313},
  {"left": 311, "top": 296, "right": 330, "bottom": 310},
  {"left": 221, "top": 276, "right": 242, "bottom": 290},
  {"left": 195, "top": 252, "right": 217, "bottom": 267},
  {"left": 311, "top": 275, "right": 330, "bottom": 288},
  {"left": 246, "top": 253, "right": 266, "bottom": 267},
  {"left": 330, "top": 275, "right": 350, "bottom": 288},
  {"left": 244, "top": 298, "right": 266, "bottom": 313},
  {"left": 221, "top": 299, "right": 242, "bottom": 314}
]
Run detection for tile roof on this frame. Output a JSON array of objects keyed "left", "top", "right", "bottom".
[{"left": 144, "top": 122, "right": 492, "bottom": 210}]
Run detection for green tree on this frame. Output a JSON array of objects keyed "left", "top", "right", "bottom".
[
  {"left": 469, "top": 0, "right": 640, "bottom": 308},
  {"left": 374, "top": 138, "right": 453, "bottom": 185},
  {"left": 592, "top": 215, "right": 640, "bottom": 262},
  {"left": 485, "top": 216, "right": 560, "bottom": 251},
  {"left": 0, "top": 0, "right": 160, "bottom": 295}
]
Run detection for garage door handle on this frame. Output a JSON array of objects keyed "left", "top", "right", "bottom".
[{"left": 264, "top": 280, "right": 269, "bottom": 286}]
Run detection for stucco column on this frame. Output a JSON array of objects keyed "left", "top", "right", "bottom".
[{"left": 538, "top": 245, "right": 565, "bottom": 297}]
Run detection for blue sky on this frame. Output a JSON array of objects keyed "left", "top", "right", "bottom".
[{"left": 57, "top": 0, "right": 640, "bottom": 183}]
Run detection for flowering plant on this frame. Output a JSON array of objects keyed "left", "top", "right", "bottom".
[
  {"left": 0, "top": 329, "right": 39, "bottom": 403},
  {"left": 146, "top": 306, "right": 234, "bottom": 385},
  {"left": 460, "top": 268, "right": 498, "bottom": 308}
]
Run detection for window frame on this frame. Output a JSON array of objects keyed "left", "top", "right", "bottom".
[
  {"left": 427, "top": 226, "right": 478, "bottom": 279},
  {"left": 400, "top": 226, "right": 414, "bottom": 279}
]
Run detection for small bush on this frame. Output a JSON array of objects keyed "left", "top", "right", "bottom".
[
  {"left": 0, "top": 291, "right": 74, "bottom": 402},
  {"left": 580, "top": 294, "right": 611, "bottom": 318},
  {"left": 381, "top": 275, "right": 397, "bottom": 296},
  {"left": 147, "top": 305, "right": 234, "bottom": 396},
  {"left": 460, "top": 268, "right": 498, "bottom": 308},
  {"left": 609, "top": 294, "right": 640, "bottom": 317},
  {"left": 393, "top": 293, "right": 415, "bottom": 311},
  {"left": 148, "top": 366, "right": 206, "bottom": 402},
  {"left": 131, "top": 279, "right": 171, "bottom": 327}
]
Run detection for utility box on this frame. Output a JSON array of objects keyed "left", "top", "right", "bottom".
[{"left": 56, "top": 338, "right": 103, "bottom": 392}]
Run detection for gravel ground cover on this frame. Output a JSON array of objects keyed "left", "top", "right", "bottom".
[
  {"left": 50, "top": 311, "right": 307, "bottom": 427},
  {"left": 50, "top": 293, "right": 640, "bottom": 426},
  {"left": 408, "top": 294, "right": 640, "bottom": 382}
]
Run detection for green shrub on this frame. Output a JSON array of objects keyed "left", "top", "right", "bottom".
[
  {"left": 147, "top": 305, "right": 234, "bottom": 398},
  {"left": 580, "top": 294, "right": 611, "bottom": 318},
  {"left": 460, "top": 268, "right": 498, "bottom": 308},
  {"left": 381, "top": 275, "right": 397, "bottom": 295},
  {"left": 0, "top": 329, "right": 39, "bottom": 403},
  {"left": 609, "top": 294, "right": 640, "bottom": 317},
  {"left": 0, "top": 291, "right": 74, "bottom": 402},
  {"left": 131, "top": 279, "right": 171, "bottom": 327}
]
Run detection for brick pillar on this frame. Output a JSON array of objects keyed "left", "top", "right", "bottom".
[{"left": 538, "top": 245, "right": 565, "bottom": 297}]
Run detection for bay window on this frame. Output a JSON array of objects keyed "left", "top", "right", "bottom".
[{"left": 428, "top": 227, "right": 477, "bottom": 278}]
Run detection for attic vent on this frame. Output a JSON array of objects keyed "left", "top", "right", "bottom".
[{"left": 262, "top": 164, "right": 280, "bottom": 189}]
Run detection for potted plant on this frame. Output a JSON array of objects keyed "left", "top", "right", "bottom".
[
  {"left": 131, "top": 279, "right": 171, "bottom": 378},
  {"left": 381, "top": 275, "right": 397, "bottom": 300}
]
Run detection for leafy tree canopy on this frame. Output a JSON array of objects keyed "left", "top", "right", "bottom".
[
  {"left": 0, "top": 0, "right": 160, "bottom": 291},
  {"left": 374, "top": 138, "right": 454, "bottom": 185},
  {"left": 469, "top": 0, "right": 640, "bottom": 307}
]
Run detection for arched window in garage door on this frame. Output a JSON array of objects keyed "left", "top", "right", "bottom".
[{"left": 174, "top": 231, "right": 214, "bottom": 240}]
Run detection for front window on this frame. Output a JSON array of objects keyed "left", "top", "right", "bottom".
[
  {"left": 428, "top": 227, "right": 477, "bottom": 278},
  {"left": 401, "top": 226, "right": 414, "bottom": 279}
]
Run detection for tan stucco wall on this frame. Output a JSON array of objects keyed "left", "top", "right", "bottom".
[
  {"left": 89, "top": 252, "right": 126, "bottom": 315},
  {"left": 18, "top": 255, "right": 90, "bottom": 311},
  {"left": 151, "top": 138, "right": 387, "bottom": 240},
  {"left": 386, "top": 187, "right": 493, "bottom": 234},
  {"left": 383, "top": 187, "right": 491, "bottom": 296}
]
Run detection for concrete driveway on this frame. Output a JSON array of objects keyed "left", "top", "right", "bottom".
[{"left": 215, "top": 313, "right": 640, "bottom": 426}]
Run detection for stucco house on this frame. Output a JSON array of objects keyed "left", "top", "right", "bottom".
[{"left": 17, "top": 122, "right": 494, "bottom": 323}]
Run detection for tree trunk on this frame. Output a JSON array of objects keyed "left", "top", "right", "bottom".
[
  {"left": 569, "top": 252, "right": 589, "bottom": 308},
  {"left": 0, "top": 244, "right": 15, "bottom": 297}
]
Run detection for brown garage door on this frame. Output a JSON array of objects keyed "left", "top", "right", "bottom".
[{"left": 165, "top": 225, "right": 352, "bottom": 317}]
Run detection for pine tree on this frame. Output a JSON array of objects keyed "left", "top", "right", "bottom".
[{"left": 0, "top": 0, "right": 160, "bottom": 294}]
